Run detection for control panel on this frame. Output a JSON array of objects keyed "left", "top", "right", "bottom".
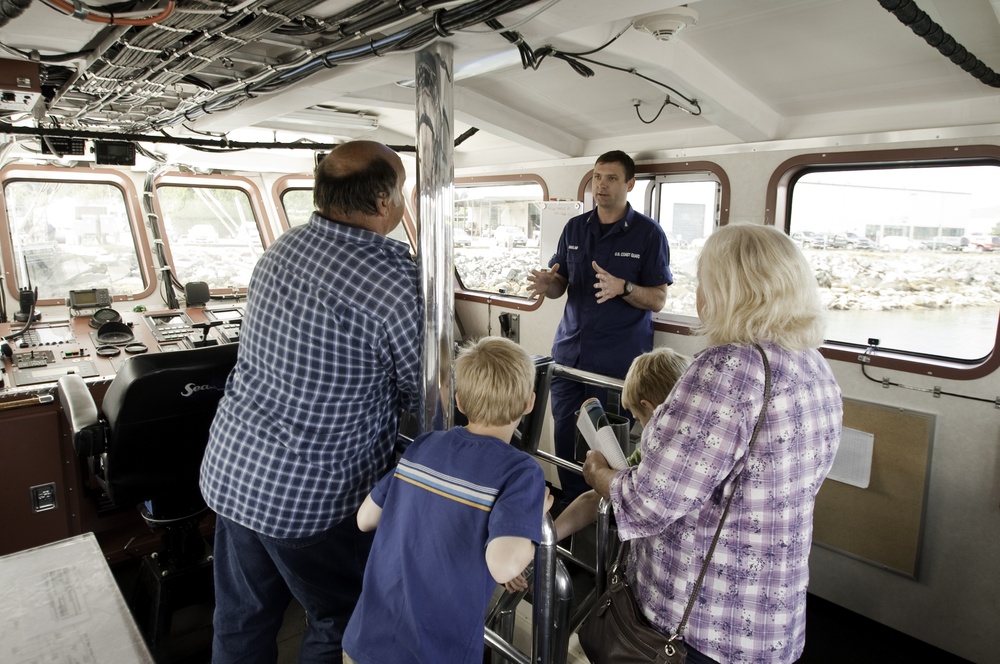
[
  {"left": 15, "top": 322, "right": 77, "bottom": 349},
  {"left": 1, "top": 307, "right": 240, "bottom": 392},
  {"left": 204, "top": 307, "right": 243, "bottom": 344},
  {"left": 143, "top": 311, "right": 198, "bottom": 346}
]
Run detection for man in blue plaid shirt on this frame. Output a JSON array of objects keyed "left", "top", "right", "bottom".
[{"left": 200, "top": 140, "right": 423, "bottom": 662}]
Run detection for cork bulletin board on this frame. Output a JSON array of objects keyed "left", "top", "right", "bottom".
[{"left": 812, "top": 398, "right": 934, "bottom": 578}]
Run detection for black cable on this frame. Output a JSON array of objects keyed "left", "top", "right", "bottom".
[
  {"left": 859, "top": 347, "right": 999, "bottom": 406},
  {"left": 0, "top": 274, "right": 7, "bottom": 323},
  {"left": 571, "top": 53, "right": 701, "bottom": 113},
  {"left": 454, "top": 126, "right": 479, "bottom": 146},
  {"left": 486, "top": 17, "right": 702, "bottom": 115},
  {"left": 0, "top": 120, "right": 412, "bottom": 152},
  {"left": 554, "top": 21, "right": 632, "bottom": 57},
  {"left": 634, "top": 98, "right": 669, "bottom": 124},
  {"left": 179, "top": 74, "right": 214, "bottom": 91},
  {"left": 0, "top": 41, "right": 95, "bottom": 62}
]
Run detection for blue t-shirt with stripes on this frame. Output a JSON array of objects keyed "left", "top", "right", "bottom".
[{"left": 343, "top": 427, "right": 545, "bottom": 663}]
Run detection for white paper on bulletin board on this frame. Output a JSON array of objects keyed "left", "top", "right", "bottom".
[{"left": 827, "top": 427, "right": 874, "bottom": 489}]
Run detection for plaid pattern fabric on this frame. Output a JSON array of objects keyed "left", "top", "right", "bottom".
[
  {"left": 201, "top": 213, "right": 423, "bottom": 539},
  {"left": 611, "top": 342, "right": 842, "bottom": 663}
]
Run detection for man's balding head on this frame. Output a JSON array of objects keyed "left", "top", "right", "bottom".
[{"left": 314, "top": 141, "right": 405, "bottom": 230}]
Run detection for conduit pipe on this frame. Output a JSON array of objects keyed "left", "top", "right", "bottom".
[
  {"left": 879, "top": 0, "right": 1000, "bottom": 87},
  {"left": 0, "top": 0, "right": 31, "bottom": 27}
]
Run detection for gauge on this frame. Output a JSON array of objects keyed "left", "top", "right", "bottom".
[
  {"left": 89, "top": 307, "right": 122, "bottom": 329},
  {"left": 95, "top": 321, "right": 135, "bottom": 345}
]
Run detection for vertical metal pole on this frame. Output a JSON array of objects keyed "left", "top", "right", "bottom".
[
  {"left": 551, "top": 561, "right": 573, "bottom": 664},
  {"left": 532, "top": 514, "right": 558, "bottom": 664},
  {"left": 596, "top": 498, "right": 613, "bottom": 596},
  {"left": 415, "top": 43, "right": 455, "bottom": 433}
]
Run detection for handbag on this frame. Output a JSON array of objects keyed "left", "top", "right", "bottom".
[{"left": 578, "top": 344, "right": 772, "bottom": 664}]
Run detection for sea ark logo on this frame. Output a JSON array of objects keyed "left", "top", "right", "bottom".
[{"left": 180, "top": 380, "right": 226, "bottom": 398}]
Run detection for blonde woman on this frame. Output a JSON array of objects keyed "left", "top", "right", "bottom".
[{"left": 585, "top": 223, "right": 843, "bottom": 664}]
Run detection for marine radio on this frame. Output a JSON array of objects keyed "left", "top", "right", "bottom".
[{"left": 68, "top": 288, "right": 112, "bottom": 317}]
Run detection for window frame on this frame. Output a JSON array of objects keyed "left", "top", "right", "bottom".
[
  {"left": 0, "top": 164, "right": 157, "bottom": 305},
  {"left": 152, "top": 172, "right": 273, "bottom": 296},
  {"left": 271, "top": 174, "right": 314, "bottom": 234},
  {"left": 453, "top": 174, "right": 549, "bottom": 311},
  {"left": 766, "top": 144, "right": 1000, "bottom": 380}
]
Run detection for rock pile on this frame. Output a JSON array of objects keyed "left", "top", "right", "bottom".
[{"left": 455, "top": 246, "right": 1000, "bottom": 313}]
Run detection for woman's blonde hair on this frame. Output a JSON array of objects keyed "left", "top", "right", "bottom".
[
  {"left": 454, "top": 337, "right": 535, "bottom": 427},
  {"left": 621, "top": 347, "right": 690, "bottom": 415},
  {"left": 696, "top": 223, "right": 825, "bottom": 350}
]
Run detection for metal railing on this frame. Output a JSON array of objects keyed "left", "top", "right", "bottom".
[
  {"left": 486, "top": 514, "right": 573, "bottom": 664},
  {"left": 485, "top": 361, "right": 627, "bottom": 663}
]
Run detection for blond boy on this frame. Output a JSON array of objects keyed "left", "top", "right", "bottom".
[{"left": 343, "top": 337, "right": 551, "bottom": 664}]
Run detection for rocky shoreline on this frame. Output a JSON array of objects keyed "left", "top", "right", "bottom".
[{"left": 455, "top": 246, "right": 1000, "bottom": 315}]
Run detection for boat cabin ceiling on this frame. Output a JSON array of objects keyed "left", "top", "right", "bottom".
[{"left": 3, "top": 0, "right": 1000, "bottom": 167}]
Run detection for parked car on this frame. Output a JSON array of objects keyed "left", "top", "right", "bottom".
[
  {"left": 927, "top": 235, "right": 967, "bottom": 251},
  {"left": 817, "top": 233, "right": 848, "bottom": 249},
  {"left": 453, "top": 227, "right": 473, "bottom": 247},
  {"left": 963, "top": 235, "right": 999, "bottom": 251},
  {"left": 878, "top": 236, "right": 926, "bottom": 252},
  {"left": 842, "top": 232, "right": 876, "bottom": 250},
  {"left": 493, "top": 225, "right": 528, "bottom": 248},
  {"left": 791, "top": 230, "right": 821, "bottom": 248}
]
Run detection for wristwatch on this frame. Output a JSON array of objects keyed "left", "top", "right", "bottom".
[{"left": 623, "top": 281, "right": 634, "bottom": 297}]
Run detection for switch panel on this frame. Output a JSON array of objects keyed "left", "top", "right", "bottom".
[
  {"left": 0, "top": 59, "right": 42, "bottom": 113},
  {"left": 30, "top": 483, "right": 57, "bottom": 512}
]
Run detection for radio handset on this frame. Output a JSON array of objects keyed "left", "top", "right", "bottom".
[{"left": 14, "top": 286, "right": 40, "bottom": 323}]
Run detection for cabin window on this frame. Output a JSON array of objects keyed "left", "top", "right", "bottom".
[
  {"left": 786, "top": 161, "right": 1000, "bottom": 362},
  {"left": 154, "top": 180, "right": 269, "bottom": 292},
  {"left": 650, "top": 176, "right": 720, "bottom": 320},
  {"left": 276, "top": 182, "right": 413, "bottom": 246},
  {"left": 453, "top": 179, "right": 546, "bottom": 297},
  {"left": 280, "top": 189, "right": 314, "bottom": 228},
  {"left": 1, "top": 179, "right": 146, "bottom": 301}
]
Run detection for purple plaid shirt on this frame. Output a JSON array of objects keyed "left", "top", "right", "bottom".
[{"left": 610, "top": 342, "right": 842, "bottom": 663}]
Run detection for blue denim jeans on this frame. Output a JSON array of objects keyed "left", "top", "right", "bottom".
[{"left": 211, "top": 514, "right": 375, "bottom": 664}]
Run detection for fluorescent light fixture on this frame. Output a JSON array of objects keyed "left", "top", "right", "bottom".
[
  {"left": 395, "top": 48, "right": 523, "bottom": 88},
  {"left": 274, "top": 106, "right": 379, "bottom": 131}
]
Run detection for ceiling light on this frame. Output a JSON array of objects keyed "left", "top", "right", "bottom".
[
  {"left": 273, "top": 106, "right": 379, "bottom": 131},
  {"left": 633, "top": 7, "right": 699, "bottom": 41}
]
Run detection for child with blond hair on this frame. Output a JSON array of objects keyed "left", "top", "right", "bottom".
[
  {"left": 506, "top": 346, "right": 690, "bottom": 592},
  {"left": 343, "top": 337, "right": 551, "bottom": 664}
]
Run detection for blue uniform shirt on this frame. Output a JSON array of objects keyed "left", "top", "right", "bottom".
[{"left": 549, "top": 204, "right": 671, "bottom": 378}]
